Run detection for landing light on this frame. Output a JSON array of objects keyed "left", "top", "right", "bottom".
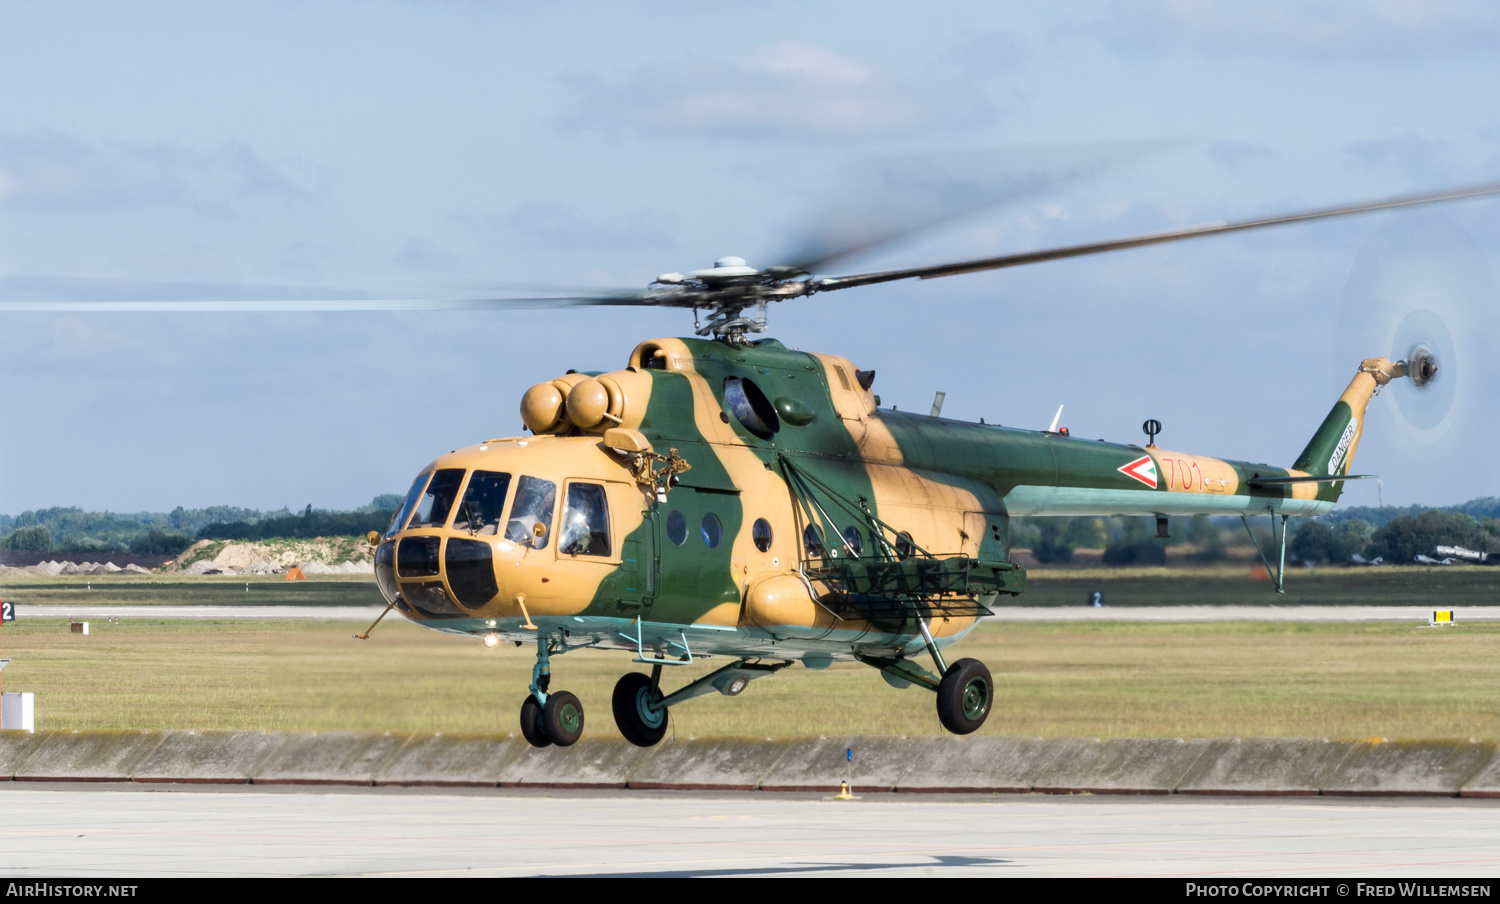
[{"left": 483, "top": 633, "right": 500, "bottom": 648}]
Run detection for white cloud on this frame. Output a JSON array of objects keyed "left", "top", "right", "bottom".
[
  {"left": 566, "top": 41, "right": 992, "bottom": 139},
  {"left": 1107, "top": 0, "right": 1500, "bottom": 57},
  {"left": 1205, "top": 141, "right": 1278, "bottom": 172},
  {"left": 485, "top": 202, "right": 675, "bottom": 252},
  {"left": 1344, "top": 134, "right": 1459, "bottom": 181},
  {"left": 0, "top": 129, "right": 323, "bottom": 212}
]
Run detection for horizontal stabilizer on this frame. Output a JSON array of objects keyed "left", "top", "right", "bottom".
[{"left": 1246, "top": 474, "right": 1377, "bottom": 486}]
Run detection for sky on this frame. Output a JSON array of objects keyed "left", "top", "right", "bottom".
[{"left": 2, "top": 0, "right": 1500, "bottom": 513}]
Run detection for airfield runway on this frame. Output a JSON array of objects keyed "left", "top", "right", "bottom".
[
  {"left": 0, "top": 785, "right": 1496, "bottom": 877},
  {"left": 16, "top": 604, "right": 1500, "bottom": 622}
]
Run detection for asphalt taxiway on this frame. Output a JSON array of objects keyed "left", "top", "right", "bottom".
[{"left": 0, "top": 785, "right": 1496, "bottom": 878}]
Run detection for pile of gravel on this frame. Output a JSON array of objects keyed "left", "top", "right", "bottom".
[
  {"left": 180, "top": 559, "right": 369, "bottom": 576},
  {"left": 7, "top": 560, "right": 141, "bottom": 576}
]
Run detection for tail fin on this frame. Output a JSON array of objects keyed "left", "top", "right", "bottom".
[{"left": 1291, "top": 357, "right": 1405, "bottom": 500}]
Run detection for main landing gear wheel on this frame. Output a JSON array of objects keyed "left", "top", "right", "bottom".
[
  {"left": 520, "top": 696, "right": 551, "bottom": 748},
  {"left": 936, "top": 658, "right": 992, "bottom": 735},
  {"left": 543, "top": 691, "right": 585, "bottom": 747},
  {"left": 612, "top": 672, "right": 669, "bottom": 748}
]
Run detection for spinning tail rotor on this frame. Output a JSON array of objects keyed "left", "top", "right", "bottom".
[{"left": 1334, "top": 212, "right": 1500, "bottom": 499}]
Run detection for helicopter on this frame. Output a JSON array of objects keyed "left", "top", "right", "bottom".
[
  {"left": 9, "top": 179, "right": 1498, "bottom": 747},
  {"left": 346, "top": 182, "right": 1497, "bottom": 748}
]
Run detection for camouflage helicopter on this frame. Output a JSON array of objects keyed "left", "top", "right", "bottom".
[
  {"left": 349, "top": 183, "right": 1498, "bottom": 748},
  {"left": 9, "top": 179, "right": 1497, "bottom": 748}
]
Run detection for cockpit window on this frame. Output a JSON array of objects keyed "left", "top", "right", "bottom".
[
  {"left": 453, "top": 471, "right": 511, "bottom": 535},
  {"left": 387, "top": 471, "right": 432, "bottom": 538},
  {"left": 409, "top": 468, "right": 465, "bottom": 529},
  {"left": 505, "top": 476, "right": 556, "bottom": 549},
  {"left": 560, "top": 483, "right": 611, "bottom": 557}
]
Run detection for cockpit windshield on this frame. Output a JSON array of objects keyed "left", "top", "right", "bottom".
[
  {"left": 559, "top": 483, "right": 610, "bottom": 557},
  {"left": 453, "top": 471, "right": 511, "bottom": 535},
  {"left": 409, "top": 468, "right": 465, "bottom": 529},
  {"left": 505, "top": 476, "right": 556, "bottom": 549},
  {"left": 387, "top": 471, "right": 432, "bottom": 538}
]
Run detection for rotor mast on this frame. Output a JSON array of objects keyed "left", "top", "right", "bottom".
[{"left": 650, "top": 256, "right": 815, "bottom": 343}]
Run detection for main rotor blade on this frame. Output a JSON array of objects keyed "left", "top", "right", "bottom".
[
  {"left": 814, "top": 182, "right": 1500, "bottom": 292},
  {"left": 769, "top": 141, "right": 1170, "bottom": 276},
  {"left": 0, "top": 275, "right": 656, "bottom": 311}
]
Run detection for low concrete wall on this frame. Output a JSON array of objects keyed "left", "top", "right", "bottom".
[
  {"left": 4, "top": 730, "right": 1500, "bottom": 797},
  {"left": 1030, "top": 738, "right": 1211, "bottom": 795},
  {"left": 252, "top": 731, "right": 409, "bottom": 786},
  {"left": 1322, "top": 740, "right": 1496, "bottom": 797},
  {"left": 1177, "top": 738, "right": 1355, "bottom": 796},
  {"left": 13, "top": 730, "right": 166, "bottom": 782},
  {"left": 133, "top": 730, "right": 283, "bottom": 784},
  {"left": 760, "top": 736, "right": 922, "bottom": 792},
  {"left": 0, "top": 729, "right": 54, "bottom": 778},
  {"left": 375, "top": 733, "right": 526, "bottom": 787},
  {"left": 897, "top": 737, "right": 1071, "bottom": 793},
  {"left": 1459, "top": 750, "right": 1500, "bottom": 799},
  {"left": 499, "top": 737, "right": 650, "bottom": 788},
  {"left": 629, "top": 739, "right": 792, "bottom": 791}
]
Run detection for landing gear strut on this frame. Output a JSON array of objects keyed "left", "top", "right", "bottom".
[
  {"left": 519, "top": 631, "right": 585, "bottom": 748},
  {"left": 858, "top": 617, "right": 995, "bottom": 735},
  {"left": 611, "top": 659, "right": 792, "bottom": 748}
]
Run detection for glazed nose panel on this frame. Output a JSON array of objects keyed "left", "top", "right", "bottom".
[
  {"left": 394, "top": 535, "right": 466, "bottom": 618},
  {"left": 446, "top": 538, "right": 499, "bottom": 609},
  {"left": 396, "top": 536, "right": 440, "bottom": 577},
  {"left": 374, "top": 540, "right": 399, "bottom": 605}
]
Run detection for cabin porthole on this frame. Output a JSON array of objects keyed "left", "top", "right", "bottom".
[
  {"left": 842, "top": 526, "right": 864, "bottom": 556},
  {"left": 666, "top": 510, "right": 688, "bottom": 546},
  {"left": 752, "top": 518, "right": 773, "bottom": 552}
]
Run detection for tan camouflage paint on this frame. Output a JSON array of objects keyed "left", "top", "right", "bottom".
[{"left": 393, "top": 343, "right": 1398, "bottom": 644}]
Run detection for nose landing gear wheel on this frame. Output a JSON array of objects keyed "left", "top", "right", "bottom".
[
  {"left": 935, "top": 658, "right": 992, "bottom": 735},
  {"left": 543, "top": 690, "right": 585, "bottom": 747},
  {"left": 520, "top": 696, "right": 551, "bottom": 748},
  {"left": 612, "top": 672, "right": 669, "bottom": 748}
]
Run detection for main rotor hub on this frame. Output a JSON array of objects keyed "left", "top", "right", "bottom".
[
  {"left": 1407, "top": 344, "right": 1439, "bottom": 388},
  {"left": 651, "top": 257, "right": 817, "bottom": 343}
]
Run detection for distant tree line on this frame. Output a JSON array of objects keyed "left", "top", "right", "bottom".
[
  {"left": 1012, "top": 504, "right": 1500, "bottom": 567},
  {"left": 0, "top": 495, "right": 403, "bottom": 556},
  {"left": 5, "top": 493, "right": 1497, "bottom": 566},
  {"left": 1015, "top": 514, "right": 1228, "bottom": 567},
  {"left": 198, "top": 504, "right": 397, "bottom": 541}
]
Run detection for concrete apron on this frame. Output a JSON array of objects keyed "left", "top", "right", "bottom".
[{"left": 3, "top": 731, "right": 1500, "bottom": 798}]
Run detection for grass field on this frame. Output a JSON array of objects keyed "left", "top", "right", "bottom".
[{"left": 3, "top": 615, "right": 1499, "bottom": 740}]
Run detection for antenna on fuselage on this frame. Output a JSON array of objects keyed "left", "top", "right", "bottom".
[
  {"left": 1047, "top": 405, "right": 1063, "bottom": 433},
  {"left": 930, "top": 392, "right": 946, "bottom": 418}
]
